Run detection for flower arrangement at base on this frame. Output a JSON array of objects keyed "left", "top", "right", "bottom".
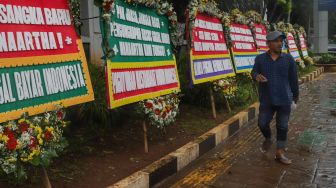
[
  {"left": 296, "top": 58, "right": 306, "bottom": 69},
  {"left": 304, "top": 56, "right": 315, "bottom": 65},
  {"left": 138, "top": 93, "right": 180, "bottom": 129},
  {"left": 241, "top": 72, "right": 253, "bottom": 81},
  {"left": 0, "top": 107, "right": 68, "bottom": 182},
  {"left": 212, "top": 77, "right": 237, "bottom": 99}
]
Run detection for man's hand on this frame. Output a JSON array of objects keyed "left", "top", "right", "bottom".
[{"left": 255, "top": 74, "right": 268, "bottom": 83}]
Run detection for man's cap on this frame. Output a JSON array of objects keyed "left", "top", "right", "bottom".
[{"left": 266, "top": 31, "right": 286, "bottom": 41}]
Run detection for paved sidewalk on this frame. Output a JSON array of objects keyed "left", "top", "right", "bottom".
[{"left": 157, "top": 73, "right": 336, "bottom": 188}]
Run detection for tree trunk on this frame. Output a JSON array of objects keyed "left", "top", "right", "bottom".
[
  {"left": 209, "top": 88, "right": 217, "bottom": 119},
  {"left": 262, "top": 0, "right": 268, "bottom": 21},
  {"left": 287, "top": 0, "right": 292, "bottom": 23},
  {"left": 143, "top": 121, "right": 149, "bottom": 153}
]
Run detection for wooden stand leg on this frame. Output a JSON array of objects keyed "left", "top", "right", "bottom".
[
  {"left": 210, "top": 88, "right": 217, "bottom": 119},
  {"left": 254, "top": 83, "right": 259, "bottom": 98},
  {"left": 224, "top": 97, "right": 231, "bottom": 113},
  {"left": 42, "top": 167, "right": 52, "bottom": 188},
  {"left": 143, "top": 121, "right": 149, "bottom": 153}
]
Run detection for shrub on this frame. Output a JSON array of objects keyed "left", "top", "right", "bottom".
[{"left": 318, "top": 54, "right": 336, "bottom": 64}]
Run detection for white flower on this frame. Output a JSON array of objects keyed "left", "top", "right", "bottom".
[
  {"left": 21, "top": 132, "right": 30, "bottom": 141},
  {"left": 103, "top": 13, "right": 111, "bottom": 22},
  {"left": 45, "top": 113, "right": 51, "bottom": 123},
  {"left": 33, "top": 116, "right": 42, "bottom": 123},
  {"left": 10, "top": 122, "right": 18, "bottom": 131},
  {"left": 0, "top": 143, "right": 4, "bottom": 150}
]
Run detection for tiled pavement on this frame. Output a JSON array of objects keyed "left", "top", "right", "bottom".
[{"left": 157, "top": 73, "right": 336, "bottom": 188}]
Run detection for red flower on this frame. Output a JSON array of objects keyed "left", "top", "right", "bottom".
[
  {"left": 103, "top": 1, "right": 113, "bottom": 12},
  {"left": 162, "top": 112, "right": 167, "bottom": 119},
  {"left": 4, "top": 129, "right": 15, "bottom": 139},
  {"left": 145, "top": 102, "right": 153, "bottom": 109},
  {"left": 29, "top": 137, "right": 37, "bottom": 149},
  {"left": 7, "top": 137, "right": 17, "bottom": 150},
  {"left": 167, "top": 11, "right": 173, "bottom": 16},
  {"left": 44, "top": 131, "right": 53, "bottom": 141},
  {"left": 154, "top": 109, "right": 161, "bottom": 115},
  {"left": 57, "top": 111, "right": 64, "bottom": 119},
  {"left": 166, "top": 106, "right": 171, "bottom": 113},
  {"left": 19, "top": 121, "right": 29, "bottom": 132}
]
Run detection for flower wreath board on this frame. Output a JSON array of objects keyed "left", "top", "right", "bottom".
[
  {"left": 187, "top": 2, "right": 235, "bottom": 85},
  {"left": 254, "top": 23, "right": 268, "bottom": 54},
  {"left": 286, "top": 32, "right": 301, "bottom": 61},
  {"left": 100, "top": 0, "right": 180, "bottom": 109},
  {"left": 0, "top": 0, "right": 94, "bottom": 123},
  {"left": 282, "top": 41, "right": 289, "bottom": 54},
  {"left": 298, "top": 33, "right": 308, "bottom": 58},
  {"left": 229, "top": 22, "right": 259, "bottom": 73}
]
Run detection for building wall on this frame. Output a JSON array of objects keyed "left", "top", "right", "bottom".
[
  {"left": 80, "top": 0, "right": 104, "bottom": 65},
  {"left": 312, "top": 0, "right": 328, "bottom": 53}
]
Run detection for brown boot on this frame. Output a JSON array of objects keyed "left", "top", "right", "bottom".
[
  {"left": 275, "top": 149, "right": 292, "bottom": 165},
  {"left": 260, "top": 139, "right": 272, "bottom": 153}
]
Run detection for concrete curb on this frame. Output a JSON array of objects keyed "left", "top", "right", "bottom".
[
  {"left": 298, "top": 67, "right": 324, "bottom": 85},
  {"left": 108, "top": 67, "right": 325, "bottom": 188}
]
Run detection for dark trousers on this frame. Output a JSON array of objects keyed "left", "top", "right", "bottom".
[{"left": 258, "top": 104, "right": 291, "bottom": 149}]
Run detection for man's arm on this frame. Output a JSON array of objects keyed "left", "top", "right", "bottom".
[
  {"left": 251, "top": 56, "right": 261, "bottom": 81},
  {"left": 288, "top": 56, "right": 299, "bottom": 103}
]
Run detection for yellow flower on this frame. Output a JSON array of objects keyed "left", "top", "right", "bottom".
[
  {"left": 223, "top": 85, "right": 237, "bottom": 95},
  {"left": 201, "top": 0, "right": 208, "bottom": 4},
  {"left": 0, "top": 134, "right": 9, "bottom": 143},
  {"left": 46, "top": 126, "right": 54, "bottom": 133},
  {"left": 21, "top": 147, "right": 41, "bottom": 162},
  {"left": 34, "top": 126, "right": 43, "bottom": 135},
  {"left": 7, "top": 157, "right": 16, "bottom": 163},
  {"left": 6, "top": 122, "right": 13, "bottom": 129},
  {"left": 18, "top": 118, "right": 25, "bottom": 124},
  {"left": 30, "top": 148, "right": 41, "bottom": 157},
  {"left": 61, "top": 121, "right": 67, "bottom": 127},
  {"left": 16, "top": 140, "right": 22, "bottom": 149},
  {"left": 38, "top": 137, "right": 43, "bottom": 145},
  {"left": 21, "top": 157, "right": 29, "bottom": 162}
]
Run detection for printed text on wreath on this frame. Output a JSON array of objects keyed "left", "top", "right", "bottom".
[
  {"left": 0, "top": 3, "right": 72, "bottom": 52},
  {"left": 0, "top": 63, "right": 86, "bottom": 105},
  {"left": 110, "top": 4, "right": 171, "bottom": 57}
]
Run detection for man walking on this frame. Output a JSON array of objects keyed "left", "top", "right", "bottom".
[{"left": 251, "top": 31, "right": 299, "bottom": 165}]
